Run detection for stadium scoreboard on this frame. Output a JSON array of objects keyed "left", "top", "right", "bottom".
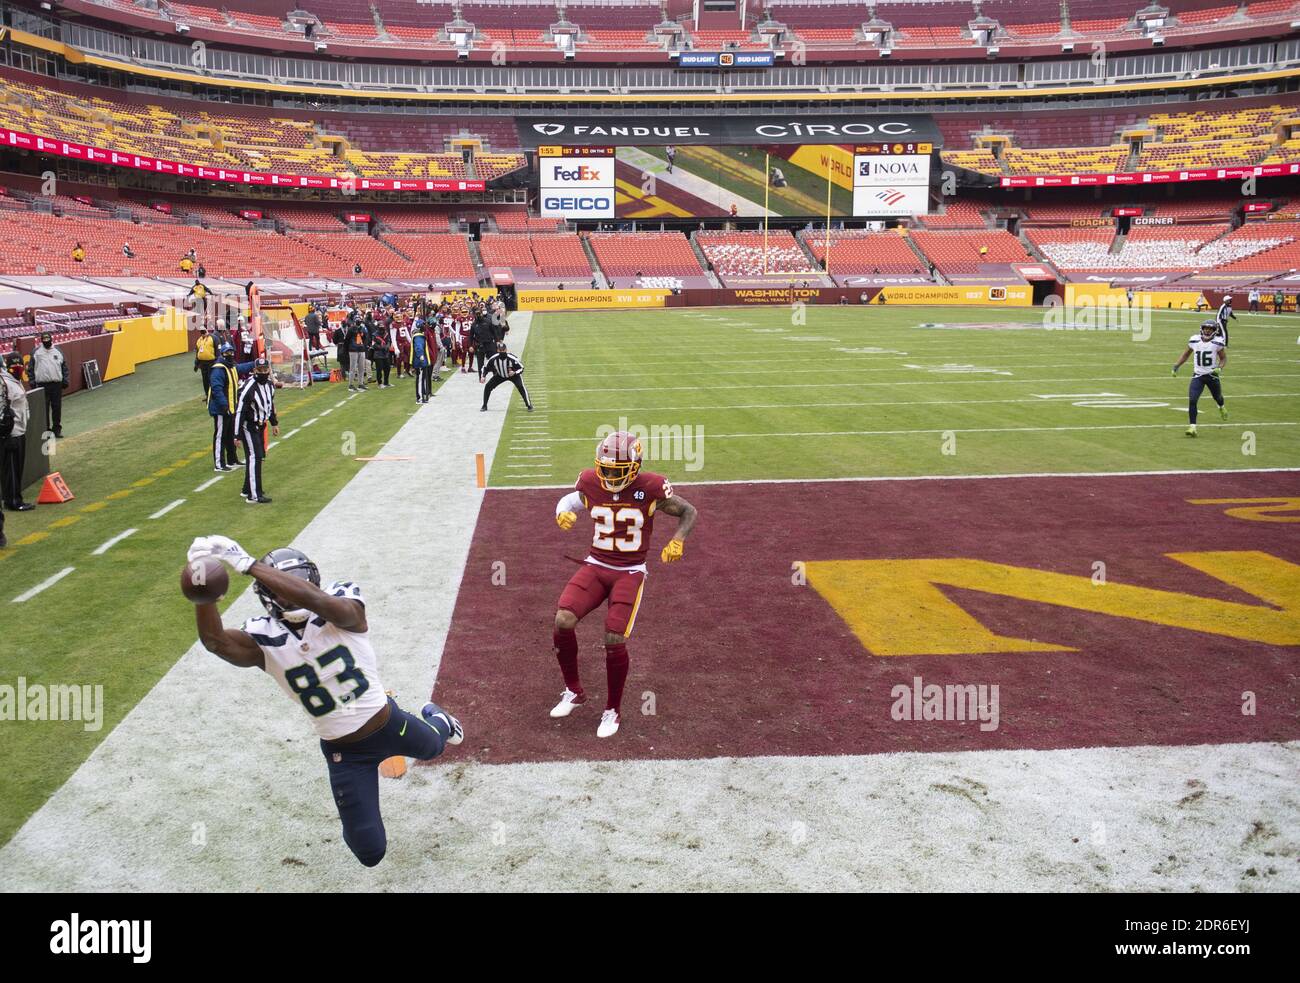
[
  {"left": 537, "top": 145, "right": 615, "bottom": 219},
  {"left": 852, "top": 142, "right": 933, "bottom": 217}
]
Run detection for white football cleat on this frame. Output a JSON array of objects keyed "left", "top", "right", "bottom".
[
  {"left": 597, "top": 709, "right": 620, "bottom": 738},
  {"left": 549, "top": 688, "right": 587, "bottom": 718}
]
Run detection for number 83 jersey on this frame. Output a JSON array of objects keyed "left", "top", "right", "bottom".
[
  {"left": 243, "top": 581, "right": 389, "bottom": 740},
  {"left": 575, "top": 468, "right": 673, "bottom": 572}
]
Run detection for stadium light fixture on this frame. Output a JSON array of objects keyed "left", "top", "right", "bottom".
[
  {"left": 39, "top": 1, "right": 53, "bottom": 10},
  {"left": 1061, "top": 42, "right": 1074, "bottom": 52},
  {"left": 315, "top": 41, "right": 328, "bottom": 51},
  {"left": 1151, "top": 35, "right": 1164, "bottom": 46},
  {"left": 879, "top": 47, "right": 892, "bottom": 57},
  {"left": 175, "top": 23, "right": 189, "bottom": 34},
  {"left": 986, "top": 46, "right": 999, "bottom": 57}
]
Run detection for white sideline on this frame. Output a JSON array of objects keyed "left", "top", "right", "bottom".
[{"left": 0, "top": 314, "right": 533, "bottom": 889}]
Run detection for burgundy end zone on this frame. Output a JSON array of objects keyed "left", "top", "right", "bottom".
[{"left": 433, "top": 472, "right": 1300, "bottom": 764}]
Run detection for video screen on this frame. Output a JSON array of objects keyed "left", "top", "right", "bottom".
[{"left": 614, "top": 144, "right": 857, "bottom": 219}]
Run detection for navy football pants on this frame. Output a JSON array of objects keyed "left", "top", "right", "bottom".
[
  {"left": 320, "top": 698, "right": 451, "bottom": 867},
  {"left": 1188, "top": 373, "right": 1223, "bottom": 424}
]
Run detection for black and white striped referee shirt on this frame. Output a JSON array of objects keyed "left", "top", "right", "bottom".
[
  {"left": 234, "top": 376, "right": 278, "bottom": 431},
  {"left": 484, "top": 351, "right": 523, "bottom": 379}
]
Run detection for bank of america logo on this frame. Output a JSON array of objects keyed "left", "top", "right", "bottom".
[{"left": 875, "top": 188, "right": 907, "bottom": 206}]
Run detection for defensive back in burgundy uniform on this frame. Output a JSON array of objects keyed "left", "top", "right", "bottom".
[{"left": 574, "top": 467, "right": 673, "bottom": 569}]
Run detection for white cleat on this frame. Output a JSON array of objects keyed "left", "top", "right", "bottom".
[
  {"left": 549, "top": 688, "right": 587, "bottom": 718},
  {"left": 597, "top": 709, "right": 620, "bottom": 738}
]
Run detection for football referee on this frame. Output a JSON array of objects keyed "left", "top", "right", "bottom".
[
  {"left": 481, "top": 343, "right": 533, "bottom": 412},
  {"left": 234, "top": 357, "right": 279, "bottom": 503}
]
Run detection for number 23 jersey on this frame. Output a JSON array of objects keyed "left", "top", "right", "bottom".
[
  {"left": 243, "top": 581, "right": 389, "bottom": 740},
  {"left": 574, "top": 468, "right": 673, "bottom": 571}
]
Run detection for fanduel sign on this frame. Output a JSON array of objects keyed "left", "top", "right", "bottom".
[{"left": 517, "top": 115, "right": 942, "bottom": 148}]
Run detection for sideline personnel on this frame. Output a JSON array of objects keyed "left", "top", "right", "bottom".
[
  {"left": 208, "top": 344, "right": 245, "bottom": 471},
  {"left": 481, "top": 343, "right": 533, "bottom": 413},
  {"left": 30, "top": 331, "right": 68, "bottom": 438},
  {"left": 234, "top": 357, "right": 279, "bottom": 504}
]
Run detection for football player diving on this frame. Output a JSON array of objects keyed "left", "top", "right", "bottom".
[{"left": 187, "top": 536, "right": 463, "bottom": 867}]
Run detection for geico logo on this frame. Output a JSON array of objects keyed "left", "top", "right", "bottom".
[
  {"left": 544, "top": 197, "right": 611, "bottom": 209},
  {"left": 549, "top": 165, "right": 604, "bottom": 182},
  {"left": 754, "top": 121, "right": 915, "bottom": 139}
]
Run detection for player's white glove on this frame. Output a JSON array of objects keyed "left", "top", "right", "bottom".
[{"left": 188, "top": 535, "right": 255, "bottom": 574}]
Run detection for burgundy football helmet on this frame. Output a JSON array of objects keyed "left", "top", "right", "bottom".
[{"left": 595, "top": 431, "right": 643, "bottom": 492}]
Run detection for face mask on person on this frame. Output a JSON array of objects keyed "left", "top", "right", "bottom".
[{"left": 42, "top": 339, "right": 52, "bottom": 349}]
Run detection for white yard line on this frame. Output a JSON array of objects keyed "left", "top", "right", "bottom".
[
  {"left": 91, "top": 528, "right": 137, "bottom": 556},
  {"left": 552, "top": 372, "right": 1300, "bottom": 394},
  {"left": 531, "top": 421, "right": 1297, "bottom": 444},
  {"left": 495, "top": 466, "right": 1300, "bottom": 492},
  {"left": 541, "top": 393, "right": 1300, "bottom": 414},
  {"left": 148, "top": 499, "right": 185, "bottom": 520},
  {"left": 11, "top": 567, "right": 75, "bottom": 604},
  {"left": 281, "top": 428, "right": 300, "bottom": 440},
  {"left": 193, "top": 476, "right": 224, "bottom": 493}
]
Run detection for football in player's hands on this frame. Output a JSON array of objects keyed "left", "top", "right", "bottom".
[
  {"left": 181, "top": 557, "right": 229, "bottom": 604},
  {"left": 189, "top": 534, "right": 255, "bottom": 573},
  {"left": 556, "top": 510, "right": 577, "bottom": 531}
]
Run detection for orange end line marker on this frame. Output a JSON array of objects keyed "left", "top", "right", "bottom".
[{"left": 475, "top": 453, "right": 486, "bottom": 489}]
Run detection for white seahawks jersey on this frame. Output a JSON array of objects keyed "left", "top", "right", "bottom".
[
  {"left": 243, "top": 581, "right": 388, "bottom": 740},
  {"left": 1188, "top": 335, "right": 1224, "bottom": 377}
]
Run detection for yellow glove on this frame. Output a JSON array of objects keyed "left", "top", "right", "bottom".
[
  {"left": 661, "top": 538, "right": 684, "bottom": 563},
  {"left": 556, "top": 511, "right": 577, "bottom": 531}
]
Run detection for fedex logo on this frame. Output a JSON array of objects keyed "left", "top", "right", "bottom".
[{"left": 549, "top": 164, "right": 603, "bottom": 182}]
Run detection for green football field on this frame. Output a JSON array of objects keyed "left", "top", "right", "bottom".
[
  {"left": 491, "top": 305, "right": 1300, "bottom": 487},
  {"left": 1, "top": 305, "right": 1296, "bottom": 847}
]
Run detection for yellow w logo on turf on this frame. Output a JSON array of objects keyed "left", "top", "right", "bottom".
[{"left": 805, "top": 551, "right": 1300, "bottom": 656}]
